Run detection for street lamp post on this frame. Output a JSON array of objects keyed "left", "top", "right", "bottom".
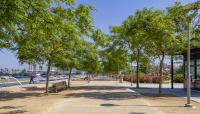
[
  {"left": 185, "top": 22, "right": 192, "bottom": 107},
  {"left": 183, "top": 1, "right": 200, "bottom": 107}
]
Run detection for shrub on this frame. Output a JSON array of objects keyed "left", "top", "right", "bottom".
[
  {"left": 123, "top": 74, "right": 169, "bottom": 83},
  {"left": 152, "top": 76, "right": 160, "bottom": 83},
  {"left": 163, "top": 76, "right": 169, "bottom": 81},
  {"left": 173, "top": 74, "right": 184, "bottom": 83},
  {"left": 123, "top": 75, "right": 131, "bottom": 81},
  {"left": 140, "top": 76, "right": 152, "bottom": 83}
]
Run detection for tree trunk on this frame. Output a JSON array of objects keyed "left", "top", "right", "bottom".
[
  {"left": 68, "top": 68, "right": 72, "bottom": 87},
  {"left": 131, "top": 63, "right": 133, "bottom": 86},
  {"left": 88, "top": 74, "right": 90, "bottom": 83},
  {"left": 115, "top": 74, "right": 118, "bottom": 81},
  {"left": 45, "top": 60, "right": 52, "bottom": 95},
  {"left": 159, "top": 53, "right": 165, "bottom": 96},
  {"left": 136, "top": 49, "right": 140, "bottom": 88}
]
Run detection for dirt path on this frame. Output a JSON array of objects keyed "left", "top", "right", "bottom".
[{"left": 43, "top": 81, "right": 164, "bottom": 114}]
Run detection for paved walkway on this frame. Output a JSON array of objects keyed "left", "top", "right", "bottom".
[
  {"left": 131, "top": 87, "right": 200, "bottom": 103},
  {"left": 116, "top": 81, "right": 184, "bottom": 88},
  {"left": 120, "top": 82, "right": 200, "bottom": 103},
  {"left": 44, "top": 81, "right": 165, "bottom": 114}
]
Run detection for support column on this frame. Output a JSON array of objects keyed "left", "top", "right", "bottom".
[
  {"left": 183, "top": 56, "right": 185, "bottom": 79},
  {"left": 195, "top": 58, "right": 197, "bottom": 79}
]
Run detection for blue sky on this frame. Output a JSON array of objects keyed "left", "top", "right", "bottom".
[{"left": 0, "top": 0, "right": 197, "bottom": 69}]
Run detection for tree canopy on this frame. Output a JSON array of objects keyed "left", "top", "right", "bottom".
[{"left": 0, "top": 0, "right": 199, "bottom": 95}]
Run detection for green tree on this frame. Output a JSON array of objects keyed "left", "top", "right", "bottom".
[
  {"left": 78, "top": 40, "right": 100, "bottom": 82},
  {"left": 138, "top": 8, "right": 185, "bottom": 95},
  {"left": 167, "top": 1, "right": 199, "bottom": 48},
  {"left": 0, "top": 0, "right": 30, "bottom": 50},
  {"left": 6, "top": 0, "right": 94, "bottom": 94},
  {"left": 110, "top": 13, "right": 150, "bottom": 88},
  {"left": 54, "top": 36, "right": 82, "bottom": 87},
  {"left": 100, "top": 34, "right": 130, "bottom": 78}
]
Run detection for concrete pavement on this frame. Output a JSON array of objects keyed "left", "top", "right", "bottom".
[
  {"left": 120, "top": 81, "right": 200, "bottom": 103},
  {"left": 43, "top": 81, "right": 165, "bottom": 114}
]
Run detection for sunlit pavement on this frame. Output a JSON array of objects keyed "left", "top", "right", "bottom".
[
  {"left": 116, "top": 81, "right": 183, "bottom": 88},
  {"left": 119, "top": 81, "right": 200, "bottom": 103},
  {"left": 44, "top": 81, "right": 165, "bottom": 114}
]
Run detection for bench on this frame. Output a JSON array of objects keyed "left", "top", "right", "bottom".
[{"left": 49, "top": 81, "right": 67, "bottom": 93}]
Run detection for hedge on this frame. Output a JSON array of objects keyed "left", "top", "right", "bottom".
[
  {"left": 123, "top": 75, "right": 168, "bottom": 83},
  {"left": 173, "top": 74, "right": 184, "bottom": 83}
]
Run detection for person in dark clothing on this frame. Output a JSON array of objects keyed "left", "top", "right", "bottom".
[{"left": 29, "top": 75, "right": 34, "bottom": 84}]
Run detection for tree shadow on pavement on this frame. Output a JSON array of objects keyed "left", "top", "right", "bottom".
[
  {"left": 100, "top": 103, "right": 184, "bottom": 108},
  {"left": 68, "top": 86, "right": 129, "bottom": 91},
  {"left": 101, "top": 103, "right": 147, "bottom": 107},
  {"left": 22, "top": 86, "right": 45, "bottom": 92},
  {"left": 0, "top": 106, "right": 24, "bottom": 110},
  {"left": 130, "top": 112, "right": 145, "bottom": 114},
  {"left": 0, "top": 92, "right": 42, "bottom": 101},
  {"left": 0, "top": 105, "right": 27, "bottom": 114},
  {"left": 66, "top": 91, "right": 139, "bottom": 100},
  {"left": 0, "top": 109, "right": 27, "bottom": 114}
]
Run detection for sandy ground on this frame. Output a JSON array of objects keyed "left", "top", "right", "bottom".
[
  {"left": 1, "top": 81, "right": 200, "bottom": 114},
  {"left": 144, "top": 95, "right": 200, "bottom": 114},
  {"left": 44, "top": 81, "right": 164, "bottom": 114},
  {"left": 0, "top": 81, "right": 87, "bottom": 114}
]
